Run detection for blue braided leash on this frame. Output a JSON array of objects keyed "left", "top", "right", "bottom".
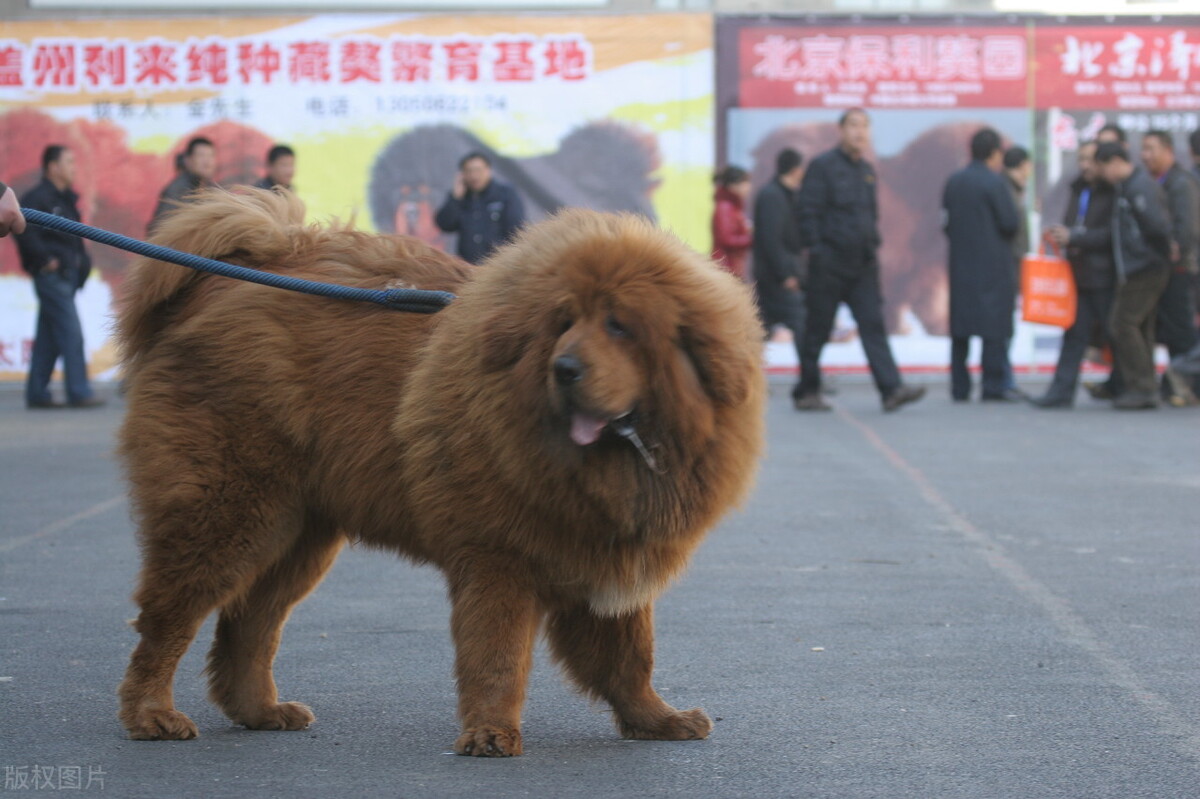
[{"left": 22, "top": 208, "right": 456, "bottom": 314}]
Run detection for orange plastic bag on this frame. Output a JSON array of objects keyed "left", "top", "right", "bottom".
[{"left": 1021, "top": 237, "right": 1077, "bottom": 328}]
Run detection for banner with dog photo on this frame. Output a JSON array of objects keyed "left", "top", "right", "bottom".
[
  {"left": 716, "top": 16, "right": 1036, "bottom": 377},
  {"left": 0, "top": 13, "right": 714, "bottom": 382}
]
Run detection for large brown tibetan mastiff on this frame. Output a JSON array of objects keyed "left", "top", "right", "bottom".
[{"left": 115, "top": 190, "right": 765, "bottom": 756}]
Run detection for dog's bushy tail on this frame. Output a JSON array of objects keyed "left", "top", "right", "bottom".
[{"left": 117, "top": 188, "right": 309, "bottom": 368}]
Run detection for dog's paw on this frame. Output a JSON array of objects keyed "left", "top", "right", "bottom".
[
  {"left": 125, "top": 709, "right": 200, "bottom": 741},
  {"left": 237, "top": 701, "right": 315, "bottom": 731},
  {"left": 620, "top": 707, "right": 712, "bottom": 741},
  {"left": 454, "top": 726, "right": 523, "bottom": 757}
]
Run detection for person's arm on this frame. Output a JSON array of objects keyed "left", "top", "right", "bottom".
[
  {"left": 1165, "top": 173, "right": 1198, "bottom": 264},
  {"left": 1129, "top": 180, "right": 1172, "bottom": 252},
  {"left": 713, "top": 200, "right": 753, "bottom": 251},
  {"left": 941, "top": 177, "right": 953, "bottom": 236},
  {"left": 0, "top": 182, "right": 25, "bottom": 236},
  {"left": 990, "top": 175, "right": 1019, "bottom": 240},
  {"left": 796, "top": 161, "right": 826, "bottom": 251},
  {"left": 1068, "top": 222, "right": 1112, "bottom": 253},
  {"left": 434, "top": 193, "right": 462, "bottom": 234},
  {"left": 499, "top": 187, "right": 525, "bottom": 243},
  {"left": 753, "top": 190, "right": 796, "bottom": 284},
  {"left": 16, "top": 187, "right": 56, "bottom": 271}
]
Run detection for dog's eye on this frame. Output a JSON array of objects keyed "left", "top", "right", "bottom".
[
  {"left": 558, "top": 317, "right": 573, "bottom": 336},
  {"left": 606, "top": 315, "right": 630, "bottom": 339}
]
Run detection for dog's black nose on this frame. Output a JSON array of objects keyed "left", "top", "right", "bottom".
[{"left": 554, "top": 354, "right": 585, "bottom": 385}]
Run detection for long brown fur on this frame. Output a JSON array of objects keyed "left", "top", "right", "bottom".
[{"left": 115, "top": 189, "right": 765, "bottom": 756}]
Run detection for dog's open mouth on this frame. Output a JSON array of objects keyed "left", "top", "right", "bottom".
[
  {"left": 569, "top": 410, "right": 662, "bottom": 473},
  {"left": 570, "top": 411, "right": 612, "bottom": 447}
]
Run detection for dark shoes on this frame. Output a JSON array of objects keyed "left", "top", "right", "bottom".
[
  {"left": 70, "top": 396, "right": 107, "bottom": 409},
  {"left": 793, "top": 393, "right": 832, "bottom": 412},
  {"left": 882, "top": 384, "right": 926, "bottom": 412},
  {"left": 1113, "top": 392, "right": 1159, "bottom": 410},
  {"left": 27, "top": 398, "right": 66, "bottom": 410},
  {"left": 1084, "top": 381, "right": 1114, "bottom": 401}
]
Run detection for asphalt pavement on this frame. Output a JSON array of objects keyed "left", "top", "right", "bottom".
[{"left": 1, "top": 377, "right": 1198, "bottom": 799}]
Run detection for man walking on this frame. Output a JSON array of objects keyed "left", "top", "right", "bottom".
[
  {"left": 942, "top": 128, "right": 1021, "bottom": 402},
  {"left": 435, "top": 151, "right": 525, "bottom": 264},
  {"left": 793, "top": 108, "right": 925, "bottom": 412},
  {"left": 148, "top": 136, "right": 217, "bottom": 234},
  {"left": 1140, "top": 130, "right": 1200, "bottom": 404},
  {"left": 15, "top": 145, "right": 103, "bottom": 409},
  {"left": 753, "top": 148, "right": 807, "bottom": 399},
  {"left": 1095, "top": 141, "right": 1173, "bottom": 409},
  {"left": 1036, "top": 142, "right": 1117, "bottom": 408}
]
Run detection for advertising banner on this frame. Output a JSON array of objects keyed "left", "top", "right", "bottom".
[
  {"left": 1035, "top": 23, "right": 1200, "bottom": 239},
  {"left": 0, "top": 13, "right": 713, "bottom": 381},
  {"left": 719, "top": 17, "right": 1038, "bottom": 375}
]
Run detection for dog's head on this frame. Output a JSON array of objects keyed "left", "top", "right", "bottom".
[{"left": 464, "top": 210, "right": 764, "bottom": 471}]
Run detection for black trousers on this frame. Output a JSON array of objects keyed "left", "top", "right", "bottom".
[
  {"left": 756, "top": 283, "right": 806, "bottom": 377},
  {"left": 950, "top": 336, "right": 1010, "bottom": 399},
  {"left": 1156, "top": 268, "right": 1199, "bottom": 357},
  {"left": 799, "top": 267, "right": 901, "bottom": 399},
  {"left": 1043, "top": 287, "right": 1115, "bottom": 402}
]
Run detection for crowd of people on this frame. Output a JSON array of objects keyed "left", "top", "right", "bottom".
[
  {"left": 6, "top": 138, "right": 297, "bottom": 410},
  {"left": 712, "top": 111, "right": 1200, "bottom": 413},
  {"left": 7, "top": 114, "right": 1200, "bottom": 414}
]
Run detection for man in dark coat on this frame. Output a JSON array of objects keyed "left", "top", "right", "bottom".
[
  {"left": 435, "top": 151, "right": 525, "bottom": 264},
  {"left": 942, "top": 128, "right": 1020, "bottom": 402},
  {"left": 1095, "top": 141, "right": 1173, "bottom": 409},
  {"left": 148, "top": 136, "right": 217, "bottom": 235},
  {"left": 1140, "top": 130, "right": 1200, "bottom": 404},
  {"left": 1036, "top": 141, "right": 1117, "bottom": 408},
  {"left": 794, "top": 108, "right": 925, "bottom": 412},
  {"left": 15, "top": 145, "right": 102, "bottom": 409},
  {"left": 752, "top": 147, "right": 806, "bottom": 398}
]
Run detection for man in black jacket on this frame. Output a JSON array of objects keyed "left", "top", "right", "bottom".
[
  {"left": 15, "top": 145, "right": 102, "bottom": 409},
  {"left": 1095, "top": 141, "right": 1173, "bottom": 409},
  {"left": 1140, "top": 130, "right": 1200, "bottom": 404},
  {"left": 435, "top": 151, "right": 525, "bottom": 264},
  {"left": 943, "top": 128, "right": 1021, "bottom": 402},
  {"left": 148, "top": 136, "right": 217, "bottom": 235},
  {"left": 752, "top": 147, "right": 806, "bottom": 400},
  {"left": 1036, "top": 142, "right": 1117, "bottom": 408},
  {"left": 794, "top": 108, "right": 924, "bottom": 412}
]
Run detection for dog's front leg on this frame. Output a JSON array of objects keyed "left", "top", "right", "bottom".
[
  {"left": 546, "top": 603, "right": 713, "bottom": 741},
  {"left": 447, "top": 552, "right": 540, "bottom": 757}
]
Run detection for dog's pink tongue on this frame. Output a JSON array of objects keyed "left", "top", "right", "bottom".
[{"left": 570, "top": 413, "right": 608, "bottom": 446}]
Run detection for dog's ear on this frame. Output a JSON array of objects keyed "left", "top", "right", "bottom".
[
  {"left": 680, "top": 324, "right": 754, "bottom": 407},
  {"left": 480, "top": 313, "right": 530, "bottom": 372}
]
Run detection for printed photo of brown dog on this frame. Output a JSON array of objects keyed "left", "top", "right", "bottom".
[{"left": 115, "top": 191, "right": 766, "bottom": 756}]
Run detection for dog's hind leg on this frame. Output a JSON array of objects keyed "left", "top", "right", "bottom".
[
  {"left": 118, "top": 460, "right": 304, "bottom": 741},
  {"left": 546, "top": 603, "right": 713, "bottom": 741},
  {"left": 205, "top": 515, "right": 343, "bottom": 731}
]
